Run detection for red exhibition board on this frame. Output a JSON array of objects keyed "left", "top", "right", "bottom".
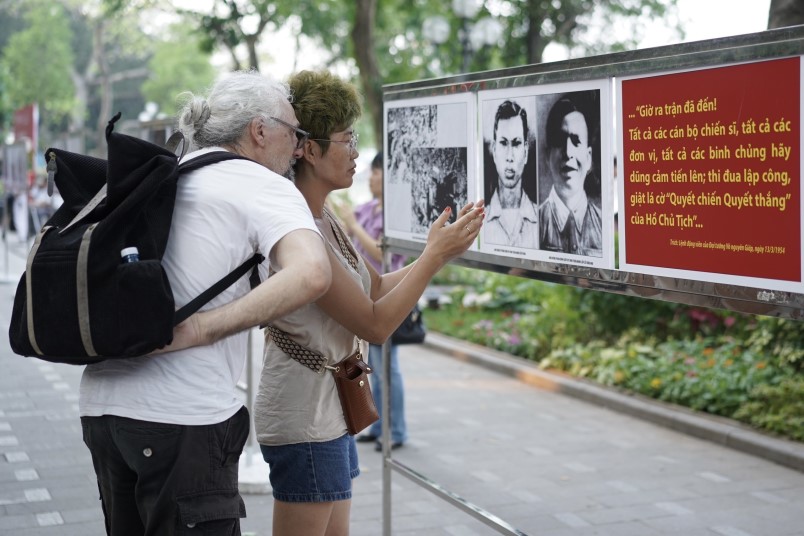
[{"left": 621, "top": 57, "right": 801, "bottom": 284}]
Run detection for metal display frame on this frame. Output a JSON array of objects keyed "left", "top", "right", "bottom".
[
  {"left": 383, "top": 26, "right": 804, "bottom": 320},
  {"left": 377, "top": 26, "right": 804, "bottom": 536}
]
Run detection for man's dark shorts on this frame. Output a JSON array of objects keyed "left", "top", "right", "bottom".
[{"left": 81, "top": 406, "right": 250, "bottom": 536}]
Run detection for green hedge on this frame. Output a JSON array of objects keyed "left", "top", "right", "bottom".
[{"left": 427, "top": 266, "right": 804, "bottom": 442}]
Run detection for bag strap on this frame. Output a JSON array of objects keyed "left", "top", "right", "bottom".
[
  {"left": 267, "top": 325, "right": 365, "bottom": 375},
  {"left": 171, "top": 150, "right": 264, "bottom": 326},
  {"left": 323, "top": 207, "right": 358, "bottom": 270},
  {"left": 59, "top": 152, "right": 251, "bottom": 236},
  {"left": 165, "top": 131, "right": 187, "bottom": 159},
  {"left": 178, "top": 150, "right": 255, "bottom": 173},
  {"left": 266, "top": 325, "right": 329, "bottom": 373},
  {"left": 265, "top": 210, "right": 361, "bottom": 373},
  {"left": 173, "top": 253, "right": 264, "bottom": 326}
]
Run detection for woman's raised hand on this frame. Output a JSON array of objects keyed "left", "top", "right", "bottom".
[{"left": 424, "top": 200, "right": 485, "bottom": 264}]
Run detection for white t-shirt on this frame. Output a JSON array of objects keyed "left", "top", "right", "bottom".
[{"left": 79, "top": 148, "right": 319, "bottom": 426}]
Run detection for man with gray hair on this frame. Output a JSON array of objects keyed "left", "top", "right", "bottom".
[{"left": 79, "top": 70, "right": 331, "bottom": 536}]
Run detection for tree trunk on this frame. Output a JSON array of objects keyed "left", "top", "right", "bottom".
[
  {"left": 525, "top": 0, "right": 545, "bottom": 64},
  {"left": 245, "top": 34, "right": 260, "bottom": 71},
  {"left": 69, "top": 68, "right": 88, "bottom": 153},
  {"left": 94, "top": 21, "right": 112, "bottom": 156},
  {"left": 768, "top": 0, "right": 804, "bottom": 28},
  {"left": 352, "top": 0, "right": 383, "bottom": 149}
]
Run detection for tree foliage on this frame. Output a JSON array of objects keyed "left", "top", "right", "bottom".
[
  {"left": 0, "top": 0, "right": 207, "bottom": 155},
  {"left": 768, "top": 0, "right": 804, "bottom": 28},
  {"left": 141, "top": 26, "right": 216, "bottom": 117},
  {"left": 370, "top": 0, "right": 680, "bottom": 82},
  {"left": 502, "top": 0, "right": 681, "bottom": 65},
  {"left": 1, "top": 3, "right": 76, "bottom": 127},
  {"left": 0, "top": 3, "right": 18, "bottom": 130},
  {"left": 0, "top": 0, "right": 704, "bottom": 153},
  {"left": 71, "top": 0, "right": 155, "bottom": 152},
  {"left": 182, "top": 0, "right": 293, "bottom": 71},
  {"left": 356, "top": 0, "right": 682, "bottom": 144},
  {"left": 175, "top": 0, "right": 681, "bottom": 146}
]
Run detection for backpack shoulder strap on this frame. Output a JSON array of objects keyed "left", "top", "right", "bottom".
[
  {"left": 171, "top": 151, "right": 264, "bottom": 326},
  {"left": 173, "top": 253, "right": 264, "bottom": 326},
  {"left": 178, "top": 151, "right": 255, "bottom": 174}
]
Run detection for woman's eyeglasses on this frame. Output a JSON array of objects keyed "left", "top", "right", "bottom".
[
  {"left": 310, "top": 132, "right": 359, "bottom": 153},
  {"left": 269, "top": 116, "right": 310, "bottom": 149}
]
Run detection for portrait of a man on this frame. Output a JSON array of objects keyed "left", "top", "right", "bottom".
[
  {"left": 538, "top": 91, "right": 602, "bottom": 257},
  {"left": 483, "top": 98, "right": 539, "bottom": 249}
]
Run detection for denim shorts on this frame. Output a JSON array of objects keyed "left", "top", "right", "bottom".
[{"left": 260, "top": 434, "right": 359, "bottom": 503}]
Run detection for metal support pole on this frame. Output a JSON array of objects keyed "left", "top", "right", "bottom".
[
  {"left": 380, "top": 244, "right": 393, "bottom": 536},
  {"left": 2, "top": 194, "right": 9, "bottom": 281},
  {"left": 389, "top": 459, "right": 530, "bottom": 535},
  {"left": 238, "top": 328, "right": 271, "bottom": 494},
  {"left": 246, "top": 329, "right": 256, "bottom": 452}
]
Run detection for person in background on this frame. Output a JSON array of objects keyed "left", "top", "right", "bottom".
[
  {"left": 29, "top": 174, "right": 62, "bottom": 230},
  {"left": 335, "top": 151, "right": 409, "bottom": 452},
  {"left": 79, "top": 70, "right": 332, "bottom": 536},
  {"left": 538, "top": 92, "right": 602, "bottom": 257},
  {"left": 254, "top": 69, "right": 485, "bottom": 536},
  {"left": 484, "top": 99, "right": 539, "bottom": 249}
]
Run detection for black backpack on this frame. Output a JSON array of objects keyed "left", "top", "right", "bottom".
[{"left": 8, "top": 113, "right": 262, "bottom": 364}]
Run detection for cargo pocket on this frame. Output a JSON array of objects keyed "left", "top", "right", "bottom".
[{"left": 176, "top": 490, "right": 245, "bottom": 534}]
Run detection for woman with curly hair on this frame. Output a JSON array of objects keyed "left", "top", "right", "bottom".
[{"left": 253, "top": 70, "right": 485, "bottom": 535}]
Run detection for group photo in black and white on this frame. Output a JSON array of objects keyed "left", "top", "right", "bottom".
[{"left": 385, "top": 99, "right": 472, "bottom": 237}]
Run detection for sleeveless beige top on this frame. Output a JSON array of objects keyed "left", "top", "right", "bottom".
[{"left": 254, "top": 213, "right": 371, "bottom": 445}]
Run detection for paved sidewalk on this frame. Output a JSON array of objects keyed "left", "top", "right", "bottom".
[{"left": 1, "top": 239, "right": 803, "bottom": 535}]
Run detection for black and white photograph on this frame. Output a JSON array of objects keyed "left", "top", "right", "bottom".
[
  {"left": 478, "top": 80, "right": 613, "bottom": 267},
  {"left": 384, "top": 94, "right": 476, "bottom": 242},
  {"left": 536, "top": 90, "right": 603, "bottom": 258},
  {"left": 480, "top": 95, "right": 539, "bottom": 251}
]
